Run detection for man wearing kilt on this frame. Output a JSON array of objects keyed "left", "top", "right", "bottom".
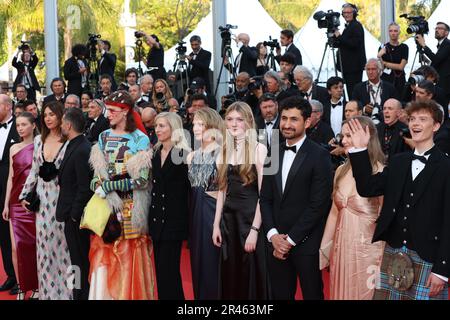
[{"left": 346, "top": 101, "right": 449, "bottom": 300}]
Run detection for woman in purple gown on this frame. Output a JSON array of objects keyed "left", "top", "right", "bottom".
[{"left": 1, "top": 112, "right": 38, "bottom": 300}]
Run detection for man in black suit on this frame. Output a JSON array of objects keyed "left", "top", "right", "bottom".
[
  {"left": 377, "top": 98, "right": 411, "bottom": 161},
  {"left": 57, "top": 107, "right": 93, "bottom": 300},
  {"left": 226, "top": 33, "right": 258, "bottom": 77},
  {"left": 95, "top": 74, "right": 113, "bottom": 100},
  {"left": 276, "top": 29, "right": 302, "bottom": 66},
  {"left": 416, "top": 22, "right": 450, "bottom": 99},
  {"left": 97, "top": 40, "right": 117, "bottom": 91},
  {"left": 12, "top": 46, "right": 40, "bottom": 103},
  {"left": 260, "top": 95, "right": 333, "bottom": 300},
  {"left": 307, "top": 99, "right": 335, "bottom": 147},
  {"left": 85, "top": 99, "right": 109, "bottom": 144},
  {"left": 334, "top": 3, "right": 366, "bottom": 98},
  {"left": 293, "top": 66, "right": 329, "bottom": 106},
  {"left": 323, "top": 76, "right": 346, "bottom": 136},
  {"left": 43, "top": 78, "right": 67, "bottom": 106},
  {"left": 0, "top": 95, "right": 19, "bottom": 292},
  {"left": 187, "top": 35, "right": 212, "bottom": 93},
  {"left": 352, "top": 58, "right": 398, "bottom": 125},
  {"left": 348, "top": 100, "right": 450, "bottom": 299},
  {"left": 64, "top": 44, "right": 89, "bottom": 97},
  {"left": 255, "top": 93, "right": 283, "bottom": 156}
]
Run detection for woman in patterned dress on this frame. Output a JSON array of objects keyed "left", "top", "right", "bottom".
[
  {"left": 20, "top": 101, "right": 72, "bottom": 300},
  {"left": 88, "top": 91, "right": 155, "bottom": 300}
]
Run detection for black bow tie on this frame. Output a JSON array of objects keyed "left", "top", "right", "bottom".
[
  {"left": 283, "top": 145, "right": 297, "bottom": 153},
  {"left": 301, "top": 92, "right": 311, "bottom": 98},
  {"left": 266, "top": 121, "right": 273, "bottom": 126},
  {"left": 0, "top": 118, "right": 12, "bottom": 129},
  {"left": 412, "top": 149, "right": 432, "bottom": 164},
  {"left": 331, "top": 101, "right": 342, "bottom": 108}
]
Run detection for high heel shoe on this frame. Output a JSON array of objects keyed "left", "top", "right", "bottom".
[
  {"left": 29, "top": 289, "right": 39, "bottom": 300},
  {"left": 16, "top": 288, "right": 25, "bottom": 300}
]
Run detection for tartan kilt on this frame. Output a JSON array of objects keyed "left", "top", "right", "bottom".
[{"left": 373, "top": 245, "right": 448, "bottom": 300}]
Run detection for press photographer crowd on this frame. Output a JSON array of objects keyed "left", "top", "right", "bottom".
[{"left": 0, "top": 3, "right": 450, "bottom": 301}]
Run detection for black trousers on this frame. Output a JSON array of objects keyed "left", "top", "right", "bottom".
[
  {"left": 267, "top": 244, "right": 323, "bottom": 300},
  {"left": 153, "top": 240, "right": 184, "bottom": 300},
  {"left": 64, "top": 219, "right": 91, "bottom": 300},
  {"left": 344, "top": 71, "right": 363, "bottom": 100},
  {"left": 0, "top": 218, "right": 15, "bottom": 279}
]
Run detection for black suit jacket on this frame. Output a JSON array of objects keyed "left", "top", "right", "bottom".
[
  {"left": 424, "top": 38, "right": 450, "bottom": 96},
  {"left": 148, "top": 147, "right": 191, "bottom": 242},
  {"left": 12, "top": 55, "right": 40, "bottom": 91},
  {"left": 276, "top": 43, "right": 303, "bottom": 66},
  {"left": 322, "top": 100, "right": 346, "bottom": 127},
  {"left": 228, "top": 45, "right": 258, "bottom": 77},
  {"left": 349, "top": 148, "right": 450, "bottom": 277},
  {"left": 98, "top": 52, "right": 117, "bottom": 91},
  {"left": 255, "top": 114, "right": 284, "bottom": 156},
  {"left": 297, "top": 84, "right": 330, "bottom": 107},
  {"left": 260, "top": 138, "right": 333, "bottom": 255},
  {"left": 85, "top": 114, "right": 110, "bottom": 144},
  {"left": 188, "top": 48, "right": 212, "bottom": 91},
  {"left": 306, "top": 120, "right": 335, "bottom": 146},
  {"left": 64, "top": 56, "right": 88, "bottom": 97},
  {"left": 0, "top": 118, "right": 20, "bottom": 213},
  {"left": 335, "top": 20, "right": 366, "bottom": 74},
  {"left": 352, "top": 80, "right": 398, "bottom": 107},
  {"left": 55, "top": 135, "right": 93, "bottom": 222},
  {"left": 43, "top": 93, "right": 66, "bottom": 106},
  {"left": 376, "top": 120, "right": 411, "bottom": 160}
]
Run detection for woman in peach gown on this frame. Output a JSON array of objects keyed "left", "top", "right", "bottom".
[{"left": 320, "top": 116, "right": 385, "bottom": 300}]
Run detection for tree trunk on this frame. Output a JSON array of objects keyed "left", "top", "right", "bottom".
[{"left": 64, "top": 28, "right": 72, "bottom": 61}]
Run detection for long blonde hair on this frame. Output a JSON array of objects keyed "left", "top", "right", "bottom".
[
  {"left": 153, "top": 112, "right": 191, "bottom": 152},
  {"left": 334, "top": 116, "right": 385, "bottom": 193},
  {"left": 218, "top": 101, "right": 258, "bottom": 190},
  {"left": 193, "top": 107, "right": 225, "bottom": 147}
]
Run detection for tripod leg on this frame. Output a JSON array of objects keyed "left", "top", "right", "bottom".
[
  {"left": 315, "top": 42, "right": 329, "bottom": 85},
  {"left": 214, "top": 58, "right": 226, "bottom": 98},
  {"left": 336, "top": 49, "right": 348, "bottom": 100}
]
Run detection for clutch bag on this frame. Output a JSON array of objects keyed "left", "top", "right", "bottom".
[{"left": 80, "top": 194, "right": 111, "bottom": 236}]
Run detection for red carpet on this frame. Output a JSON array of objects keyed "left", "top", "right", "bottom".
[{"left": 1, "top": 241, "right": 329, "bottom": 300}]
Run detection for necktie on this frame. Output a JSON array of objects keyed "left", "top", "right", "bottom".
[
  {"left": 437, "top": 43, "right": 441, "bottom": 49},
  {"left": 283, "top": 145, "right": 297, "bottom": 153},
  {"left": 331, "top": 101, "right": 342, "bottom": 108}
]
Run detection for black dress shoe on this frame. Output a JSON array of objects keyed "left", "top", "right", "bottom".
[
  {"left": 9, "top": 283, "right": 19, "bottom": 295},
  {"left": 0, "top": 277, "right": 17, "bottom": 292}
]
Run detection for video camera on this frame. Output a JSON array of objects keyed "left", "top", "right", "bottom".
[
  {"left": 218, "top": 24, "right": 238, "bottom": 47},
  {"left": 400, "top": 14, "right": 429, "bottom": 35},
  {"left": 313, "top": 10, "right": 341, "bottom": 35},
  {"left": 88, "top": 33, "right": 101, "bottom": 44},
  {"left": 263, "top": 36, "right": 280, "bottom": 50},
  {"left": 18, "top": 40, "right": 31, "bottom": 51},
  {"left": 175, "top": 41, "right": 187, "bottom": 58}
]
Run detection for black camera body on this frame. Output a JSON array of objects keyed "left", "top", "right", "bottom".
[
  {"left": 263, "top": 36, "right": 280, "bottom": 50},
  {"left": 134, "top": 31, "right": 145, "bottom": 38},
  {"left": 407, "top": 74, "right": 425, "bottom": 86},
  {"left": 155, "top": 92, "right": 169, "bottom": 111},
  {"left": 248, "top": 76, "right": 267, "bottom": 91},
  {"left": 88, "top": 33, "right": 101, "bottom": 43},
  {"left": 313, "top": 10, "right": 341, "bottom": 34},
  {"left": 400, "top": 14, "right": 429, "bottom": 35},
  {"left": 175, "top": 41, "right": 187, "bottom": 56},
  {"left": 19, "top": 40, "right": 30, "bottom": 51},
  {"left": 219, "top": 24, "right": 238, "bottom": 47}
]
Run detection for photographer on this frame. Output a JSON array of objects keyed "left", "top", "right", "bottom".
[
  {"left": 97, "top": 40, "right": 117, "bottom": 91},
  {"left": 376, "top": 98, "right": 412, "bottom": 162},
  {"left": 139, "top": 32, "right": 165, "bottom": 81},
  {"left": 186, "top": 35, "right": 212, "bottom": 93},
  {"left": 279, "top": 53, "right": 297, "bottom": 87},
  {"left": 352, "top": 58, "right": 398, "bottom": 125},
  {"left": 416, "top": 22, "right": 450, "bottom": 99},
  {"left": 264, "top": 70, "right": 286, "bottom": 101},
  {"left": 306, "top": 99, "right": 335, "bottom": 147},
  {"left": 152, "top": 79, "right": 179, "bottom": 113},
  {"left": 12, "top": 42, "right": 39, "bottom": 102},
  {"left": 95, "top": 74, "right": 113, "bottom": 100},
  {"left": 378, "top": 22, "right": 409, "bottom": 96},
  {"left": 118, "top": 68, "right": 139, "bottom": 92},
  {"left": 333, "top": 3, "right": 366, "bottom": 97},
  {"left": 256, "top": 43, "right": 269, "bottom": 76},
  {"left": 275, "top": 29, "right": 302, "bottom": 66},
  {"left": 43, "top": 77, "right": 67, "bottom": 105},
  {"left": 63, "top": 44, "right": 89, "bottom": 97},
  {"left": 225, "top": 33, "right": 257, "bottom": 77},
  {"left": 13, "top": 84, "right": 28, "bottom": 105},
  {"left": 293, "top": 65, "right": 329, "bottom": 105}
]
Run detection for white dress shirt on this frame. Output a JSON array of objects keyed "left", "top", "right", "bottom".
[
  {"left": 264, "top": 114, "right": 278, "bottom": 147},
  {"left": 267, "top": 135, "right": 307, "bottom": 246},
  {"left": 0, "top": 116, "right": 13, "bottom": 161},
  {"left": 330, "top": 97, "right": 344, "bottom": 136}
]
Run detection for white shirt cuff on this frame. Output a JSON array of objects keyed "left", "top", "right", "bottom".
[
  {"left": 287, "top": 236, "right": 296, "bottom": 246},
  {"left": 432, "top": 272, "right": 448, "bottom": 283},
  {"left": 267, "top": 228, "right": 279, "bottom": 242},
  {"left": 348, "top": 147, "right": 367, "bottom": 154}
]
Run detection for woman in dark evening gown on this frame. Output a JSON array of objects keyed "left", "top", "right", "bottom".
[
  {"left": 213, "top": 101, "right": 269, "bottom": 300},
  {"left": 188, "top": 108, "right": 224, "bottom": 300},
  {"left": 2, "top": 112, "right": 38, "bottom": 299}
]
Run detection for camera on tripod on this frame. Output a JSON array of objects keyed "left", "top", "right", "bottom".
[
  {"left": 313, "top": 10, "right": 341, "bottom": 35},
  {"left": 18, "top": 40, "right": 31, "bottom": 51},
  {"left": 400, "top": 14, "right": 429, "bottom": 35},
  {"left": 263, "top": 37, "right": 280, "bottom": 50},
  {"left": 219, "top": 24, "right": 238, "bottom": 46},
  {"left": 175, "top": 41, "right": 188, "bottom": 59},
  {"left": 88, "top": 34, "right": 101, "bottom": 44}
]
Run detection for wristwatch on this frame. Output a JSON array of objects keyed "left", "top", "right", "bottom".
[{"left": 251, "top": 226, "right": 260, "bottom": 233}]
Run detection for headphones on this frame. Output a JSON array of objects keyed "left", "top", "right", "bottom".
[{"left": 342, "top": 3, "right": 358, "bottom": 18}]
